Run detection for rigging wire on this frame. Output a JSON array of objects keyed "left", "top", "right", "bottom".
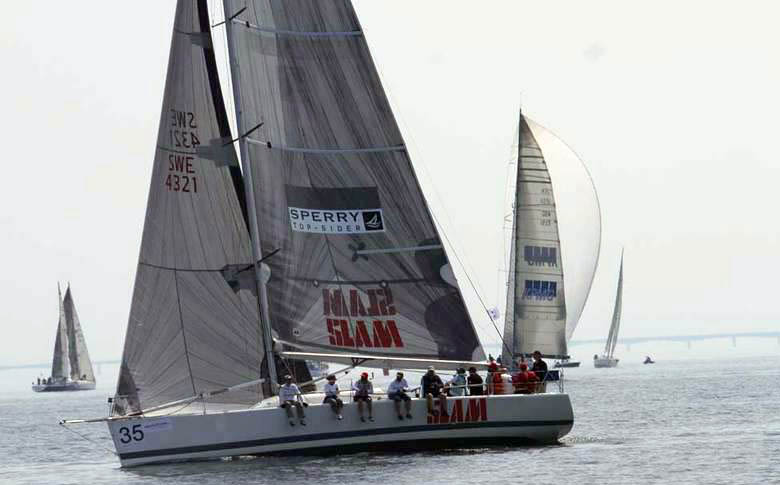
[{"left": 367, "top": 43, "right": 512, "bottom": 357}]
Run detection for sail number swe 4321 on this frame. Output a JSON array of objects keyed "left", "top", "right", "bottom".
[{"left": 118, "top": 424, "right": 144, "bottom": 444}]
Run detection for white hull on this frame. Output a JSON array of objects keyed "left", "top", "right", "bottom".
[
  {"left": 108, "top": 394, "right": 573, "bottom": 467},
  {"left": 593, "top": 357, "right": 619, "bottom": 368},
  {"left": 32, "top": 380, "right": 95, "bottom": 392}
]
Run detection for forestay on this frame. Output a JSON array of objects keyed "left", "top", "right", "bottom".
[
  {"left": 62, "top": 286, "right": 95, "bottom": 382},
  {"left": 113, "top": 0, "right": 265, "bottom": 415},
  {"left": 51, "top": 284, "right": 70, "bottom": 381},
  {"left": 502, "top": 113, "right": 567, "bottom": 362},
  {"left": 224, "top": 0, "right": 484, "bottom": 363}
]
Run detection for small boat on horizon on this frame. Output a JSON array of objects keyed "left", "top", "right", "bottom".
[
  {"left": 32, "top": 283, "right": 96, "bottom": 392},
  {"left": 594, "top": 250, "right": 624, "bottom": 369}
]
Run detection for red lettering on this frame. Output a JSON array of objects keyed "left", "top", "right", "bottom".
[
  {"left": 338, "top": 320, "right": 355, "bottom": 347},
  {"left": 355, "top": 321, "right": 372, "bottom": 348},
  {"left": 450, "top": 399, "right": 464, "bottom": 423},
  {"left": 327, "top": 319, "right": 337, "bottom": 345},
  {"left": 367, "top": 289, "right": 380, "bottom": 316},
  {"left": 349, "top": 290, "right": 367, "bottom": 317},
  {"left": 323, "top": 290, "right": 348, "bottom": 317}
]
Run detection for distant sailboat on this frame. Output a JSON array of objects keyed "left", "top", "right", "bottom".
[
  {"left": 594, "top": 251, "right": 624, "bottom": 368},
  {"left": 501, "top": 111, "right": 600, "bottom": 370},
  {"left": 33, "top": 284, "right": 96, "bottom": 392}
]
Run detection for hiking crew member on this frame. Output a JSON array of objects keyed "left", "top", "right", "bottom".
[
  {"left": 511, "top": 363, "right": 539, "bottom": 394},
  {"left": 387, "top": 372, "right": 413, "bottom": 420},
  {"left": 352, "top": 372, "right": 374, "bottom": 422},
  {"left": 467, "top": 367, "right": 484, "bottom": 395},
  {"left": 323, "top": 374, "right": 343, "bottom": 420},
  {"left": 449, "top": 368, "right": 467, "bottom": 397},
  {"left": 421, "top": 366, "right": 448, "bottom": 417},
  {"left": 279, "top": 375, "right": 307, "bottom": 426}
]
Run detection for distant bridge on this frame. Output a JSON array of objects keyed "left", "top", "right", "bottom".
[{"left": 570, "top": 331, "right": 780, "bottom": 350}]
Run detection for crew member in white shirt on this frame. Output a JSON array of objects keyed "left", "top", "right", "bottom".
[
  {"left": 387, "top": 371, "right": 413, "bottom": 420},
  {"left": 323, "top": 374, "right": 343, "bottom": 420},
  {"left": 279, "top": 374, "right": 307, "bottom": 426}
]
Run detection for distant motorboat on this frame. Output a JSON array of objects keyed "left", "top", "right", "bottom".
[
  {"left": 554, "top": 359, "right": 581, "bottom": 368},
  {"left": 32, "top": 284, "right": 96, "bottom": 392},
  {"left": 594, "top": 251, "right": 624, "bottom": 369},
  {"left": 643, "top": 356, "right": 655, "bottom": 364}
]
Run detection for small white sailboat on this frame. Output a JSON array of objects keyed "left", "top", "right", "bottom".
[
  {"left": 594, "top": 251, "right": 624, "bottom": 368},
  {"left": 33, "top": 284, "right": 96, "bottom": 392},
  {"left": 63, "top": 0, "right": 573, "bottom": 467}
]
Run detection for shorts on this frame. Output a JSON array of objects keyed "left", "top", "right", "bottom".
[
  {"left": 353, "top": 395, "right": 372, "bottom": 402},
  {"left": 389, "top": 392, "right": 411, "bottom": 402},
  {"left": 323, "top": 396, "right": 343, "bottom": 405},
  {"left": 425, "top": 389, "right": 441, "bottom": 398}
]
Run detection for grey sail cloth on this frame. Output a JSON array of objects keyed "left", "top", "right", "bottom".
[
  {"left": 113, "top": 0, "right": 265, "bottom": 415},
  {"left": 502, "top": 113, "right": 567, "bottom": 363},
  {"left": 604, "top": 252, "right": 624, "bottom": 358},
  {"left": 51, "top": 285, "right": 70, "bottom": 381},
  {"left": 62, "top": 286, "right": 95, "bottom": 382},
  {"left": 224, "top": 0, "right": 484, "bottom": 362}
]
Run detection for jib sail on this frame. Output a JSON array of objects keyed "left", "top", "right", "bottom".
[{"left": 113, "top": 0, "right": 265, "bottom": 415}]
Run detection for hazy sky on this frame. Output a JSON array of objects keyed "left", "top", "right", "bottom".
[{"left": 2, "top": 1, "right": 779, "bottom": 366}]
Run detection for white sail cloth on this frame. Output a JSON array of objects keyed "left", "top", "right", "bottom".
[
  {"left": 113, "top": 0, "right": 265, "bottom": 415},
  {"left": 604, "top": 252, "right": 624, "bottom": 358}
]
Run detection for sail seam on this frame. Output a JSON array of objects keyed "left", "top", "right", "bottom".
[
  {"left": 246, "top": 138, "right": 406, "bottom": 154},
  {"left": 235, "top": 20, "right": 362, "bottom": 38}
]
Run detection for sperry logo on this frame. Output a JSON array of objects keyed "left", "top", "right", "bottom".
[
  {"left": 427, "top": 398, "right": 488, "bottom": 424},
  {"left": 288, "top": 207, "right": 385, "bottom": 234}
]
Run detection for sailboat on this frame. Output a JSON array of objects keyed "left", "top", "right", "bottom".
[
  {"left": 594, "top": 250, "right": 624, "bottom": 368},
  {"left": 32, "top": 284, "right": 96, "bottom": 392},
  {"left": 501, "top": 112, "right": 600, "bottom": 371},
  {"left": 62, "top": 0, "right": 573, "bottom": 467}
]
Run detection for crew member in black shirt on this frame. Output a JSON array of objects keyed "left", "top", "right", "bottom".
[{"left": 467, "top": 366, "right": 484, "bottom": 395}]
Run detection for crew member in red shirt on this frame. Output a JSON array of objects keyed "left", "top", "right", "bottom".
[{"left": 511, "top": 363, "right": 538, "bottom": 394}]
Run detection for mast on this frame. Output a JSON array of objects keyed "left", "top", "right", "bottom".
[{"left": 222, "top": 3, "right": 278, "bottom": 391}]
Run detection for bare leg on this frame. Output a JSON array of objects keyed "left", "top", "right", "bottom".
[
  {"left": 394, "top": 399, "right": 402, "bottom": 417},
  {"left": 357, "top": 400, "right": 365, "bottom": 419},
  {"left": 283, "top": 402, "right": 294, "bottom": 424},
  {"left": 367, "top": 399, "right": 373, "bottom": 418},
  {"left": 426, "top": 394, "right": 434, "bottom": 414},
  {"left": 405, "top": 398, "right": 412, "bottom": 415}
]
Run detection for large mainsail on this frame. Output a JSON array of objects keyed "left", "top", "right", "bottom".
[
  {"left": 51, "top": 284, "right": 69, "bottom": 381},
  {"left": 113, "top": 0, "right": 265, "bottom": 415},
  {"left": 502, "top": 112, "right": 567, "bottom": 363},
  {"left": 62, "top": 285, "right": 95, "bottom": 382},
  {"left": 223, "top": 0, "right": 484, "bottom": 363},
  {"left": 604, "top": 251, "right": 624, "bottom": 359}
]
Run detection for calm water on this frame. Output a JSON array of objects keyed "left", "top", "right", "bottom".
[{"left": 1, "top": 356, "right": 778, "bottom": 484}]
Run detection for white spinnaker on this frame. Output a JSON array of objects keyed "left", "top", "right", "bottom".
[{"left": 526, "top": 120, "right": 602, "bottom": 343}]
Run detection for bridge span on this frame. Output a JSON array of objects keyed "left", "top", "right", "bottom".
[{"left": 570, "top": 331, "right": 780, "bottom": 350}]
